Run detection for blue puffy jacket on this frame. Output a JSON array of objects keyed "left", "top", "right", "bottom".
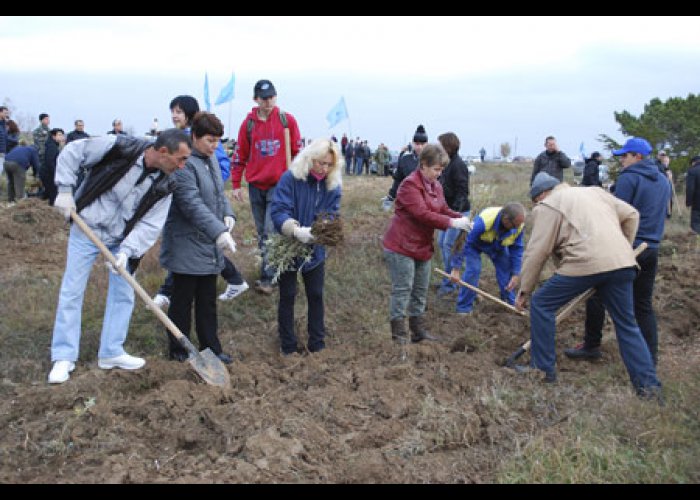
[{"left": 270, "top": 169, "right": 341, "bottom": 272}]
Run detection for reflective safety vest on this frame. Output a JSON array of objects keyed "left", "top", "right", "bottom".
[{"left": 478, "top": 206, "right": 524, "bottom": 247}]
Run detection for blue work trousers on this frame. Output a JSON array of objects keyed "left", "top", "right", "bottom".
[
  {"left": 529, "top": 267, "right": 661, "bottom": 393},
  {"left": 456, "top": 244, "right": 514, "bottom": 313}
]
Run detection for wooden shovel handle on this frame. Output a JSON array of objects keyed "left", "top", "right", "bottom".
[
  {"left": 284, "top": 128, "right": 292, "bottom": 168},
  {"left": 434, "top": 268, "right": 526, "bottom": 316},
  {"left": 70, "top": 209, "right": 191, "bottom": 348}
]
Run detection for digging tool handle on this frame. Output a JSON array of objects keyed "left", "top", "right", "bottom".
[
  {"left": 284, "top": 128, "right": 292, "bottom": 169},
  {"left": 434, "top": 268, "right": 526, "bottom": 316},
  {"left": 69, "top": 209, "right": 198, "bottom": 357},
  {"left": 671, "top": 182, "right": 683, "bottom": 217}
]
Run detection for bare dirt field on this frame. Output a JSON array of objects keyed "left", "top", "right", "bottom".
[{"left": 1, "top": 193, "right": 698, "bottom": 483}]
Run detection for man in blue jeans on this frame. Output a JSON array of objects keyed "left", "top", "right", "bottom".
[
  {"left": 48, "top": 129, "right": 191, "bottom": 384},
  {"left": 513, "top": 172, "right": 662, "bottom": 402},
  {"left": 231, "top": 79, "right": 302, "bottom": 294},
  {"left": 565, "top": 137, "right": 671, "bottom": 366}
]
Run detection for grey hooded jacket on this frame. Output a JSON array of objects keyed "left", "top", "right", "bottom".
[
  {"left": 55, "top": 134, "right": 172, "bottom": 259},
  {"left": 159, "top": 149, "right": 235, "bottom": 275}
]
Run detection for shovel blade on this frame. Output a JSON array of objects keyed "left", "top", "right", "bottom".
[{"left": 187, "top": 348, "right": 231, "bottom": 388}]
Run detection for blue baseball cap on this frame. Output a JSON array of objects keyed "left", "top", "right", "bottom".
[{"left": 612, "top": 137, "right": 652, "bottom": 156}]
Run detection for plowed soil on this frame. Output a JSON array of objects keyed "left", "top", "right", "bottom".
[{"left": 1, "top": 198, "right": 698, "bottom": 483}]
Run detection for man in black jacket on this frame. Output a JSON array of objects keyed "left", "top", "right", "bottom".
[
  {"left": 686, "top": 155, "right": 700, "bottom": 234},
  {"left": 66, "top": 120, "right": 90, "bottom": 144},
  {"left": 43, "top": 128, "right": 66, "bottom": 205},
  {"left": 582, "top": 152, "right": 603, "bottom": 186},
  {"left": 530, "top": 136, "right": 571, "bottom": 185}
]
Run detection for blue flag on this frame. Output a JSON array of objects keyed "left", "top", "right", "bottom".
[
  {"left": 215, "top": 73, "right": 235, "bottom": 105},
  {"left": 326, "top": 97, "right": 348, "bottom": 128},
  {"left": 204, "top": 72, "right": 211, "bottom": 111}
]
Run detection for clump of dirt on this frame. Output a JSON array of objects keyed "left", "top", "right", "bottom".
[{"left": 0, "top": 198, "right": 68, "bottom": 269}]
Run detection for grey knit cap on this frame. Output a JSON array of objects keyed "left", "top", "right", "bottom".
[{"left": 530, "top": 172, "right": 560, "bottom": 200}]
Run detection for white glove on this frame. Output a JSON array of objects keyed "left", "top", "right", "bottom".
[
  {"left": 450, "top": 216, "right": 472, "bottom": 231},
  {"left": 107, "top": 252, "right": 128, "bottom": 275},
  {"left": 293, "top": 226, "right": 314, "bottom": 244},
  {"left": 224, "top": 216, "right": 236, "bottom": 233},
  {"left": 216, "top": 231, "right": 237, "bottom": 253},
  {"left": 54, "top": 192, "right": 76, "bottom": 221}
]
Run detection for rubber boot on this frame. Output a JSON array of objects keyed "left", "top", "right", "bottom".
[
  {"left": 390, "top": 318, "right": 408, "bottom": 344},
  {"left": 409, "top": 315, "right": 439, "bottom": 343}
]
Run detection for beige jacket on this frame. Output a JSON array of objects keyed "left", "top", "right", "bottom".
[{"left": 519, "top": 183, "right": 639, "bottom": 294}]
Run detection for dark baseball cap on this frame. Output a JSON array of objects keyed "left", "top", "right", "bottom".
[{"left": 254, "top": 80, "right": 277, "bottom": 99}]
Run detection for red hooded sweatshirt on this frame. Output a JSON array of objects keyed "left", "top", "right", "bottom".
[{"left": 231, "top": 106, "right": 301, "bottom": 190}]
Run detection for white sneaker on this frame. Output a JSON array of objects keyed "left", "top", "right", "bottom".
[
  {"left": 218, "top": 281, "right": 249, "bottom": 301},
  {"left": 98, "top": 353, "right": 146, "bottom": 370},
  {"left": 153, "top": 294, "right": 170, "bottom": 309},
  {"left": 48, "top": 361, "right": 75, "bottom": 384}
]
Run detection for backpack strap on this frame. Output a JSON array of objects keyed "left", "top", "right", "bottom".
[{"left": 246, "top": 111, "right": 288, "bottom": 144}]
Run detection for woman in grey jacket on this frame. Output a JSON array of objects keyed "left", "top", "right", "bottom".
[{"left": 160, "top": 112, "right": 237, "bottom": 364}]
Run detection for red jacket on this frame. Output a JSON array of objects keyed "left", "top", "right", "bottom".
[
  {"left": 231, "top": 106, "right": 302, "bottom": 190},
  {"left": 383, "top": 168, "right": 461, "bottom": 261}
]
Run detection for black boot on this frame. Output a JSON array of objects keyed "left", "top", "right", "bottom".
[
  {"left": 409, "top": 315, "right": 439, "bottom": 343},
  {"left": 390, "top": 318, "right": 408, "bottom": 344},
  {"left": 564, "top": 342, "right": 602, "bottom": 360}
]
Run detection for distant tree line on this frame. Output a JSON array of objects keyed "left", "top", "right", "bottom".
[{"left": 599, "top": 93, "right": 700, "bottom": 178}]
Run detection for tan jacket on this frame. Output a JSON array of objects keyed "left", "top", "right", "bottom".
[{"left": 519, "top": 183, "right": 639, "bottom": 294}]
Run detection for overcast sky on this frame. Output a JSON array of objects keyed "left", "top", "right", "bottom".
[{"left": 3, "top": 16, "right": 699, "bottom": 158}]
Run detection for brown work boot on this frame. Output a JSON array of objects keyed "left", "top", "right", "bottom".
[
  {"left": 409, "top": 315, "right": 439, "bottom": 343},
  {"left": 254, "top": 279, "right": 275, "bottom": 295},
  {"left": 390, "top": 318, "right": 408, "bottom": 344}
]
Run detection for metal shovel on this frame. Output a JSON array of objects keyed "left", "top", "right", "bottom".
[{"left": 70, "top": 209, "right": 231, "bottom": 388}]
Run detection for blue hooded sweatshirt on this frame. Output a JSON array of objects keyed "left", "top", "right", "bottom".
[{"left": 613, "top": 158, "right": 670, "bottom": 249}]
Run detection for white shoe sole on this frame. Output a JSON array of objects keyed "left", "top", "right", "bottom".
[{"left": 98, "top": 359, "right": 145, "bottom": 370}]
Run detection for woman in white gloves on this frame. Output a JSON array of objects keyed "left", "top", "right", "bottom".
[
  {"left": 270, "top": 138, "right": 342, "bottom": 355},
  {"left": 159, "top": 112, "right": 236, "bottom": 364},
  {"left": 382, "top": 143, "right": 471, "bottom": 344}
]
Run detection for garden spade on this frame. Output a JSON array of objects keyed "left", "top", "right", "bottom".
[{"left": 70, "top": 209, "right": 231, "bottom": 388}]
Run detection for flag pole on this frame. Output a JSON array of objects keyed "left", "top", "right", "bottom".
[{"left": 228, "top": 99, "right": 232, "bottom": 143}]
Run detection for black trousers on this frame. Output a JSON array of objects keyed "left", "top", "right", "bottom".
[
  {"left": 584, "top": 247, "right": 659, "bottom": 364},
  {"left": 158, "top": 256, "right": 243, "bottom": 296},
  {"left": 167, "top": 273, "right": 221, "bottom": 356},
  {"left": 278, "top": 263, "right": 325, "bottom": 354}
]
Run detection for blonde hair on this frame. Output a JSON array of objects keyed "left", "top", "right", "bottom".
[{"left": 290, "top": 138, "right": 344, "bottom": 190}]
